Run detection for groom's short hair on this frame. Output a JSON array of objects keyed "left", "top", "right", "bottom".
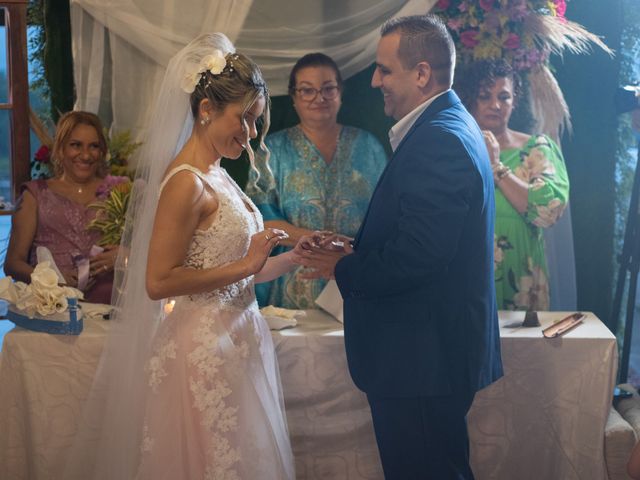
[{"left": 381, "top": 14, "right": 455, "bottom": 87}]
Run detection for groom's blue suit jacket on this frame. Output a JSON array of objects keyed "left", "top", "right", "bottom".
[{"left": 335, "top": 90, "right": 503, "bottom": 398}]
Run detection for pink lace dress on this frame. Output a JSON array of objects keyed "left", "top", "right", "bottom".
[
  {"left": 22, "top": 179, "right": 113, "bottom": 304},
  {"left": 136, "top": 165, "right": 295, "bottom": 479}
]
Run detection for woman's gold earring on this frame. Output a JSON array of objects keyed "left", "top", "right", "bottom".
[{"left": 200, "top": 116, "right": 210, "bottom": 126}]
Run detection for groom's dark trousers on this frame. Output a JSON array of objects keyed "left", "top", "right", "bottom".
[
  {"left": 335, "top": 91, "right": 503, "bottom": 479},
  {"left": 368, "top": 392, "right": 475, "bottom": 480}
]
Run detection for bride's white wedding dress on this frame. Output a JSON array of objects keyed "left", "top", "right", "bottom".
[{"left": 135, "top": 164, "right": 294, "bottom": 479}]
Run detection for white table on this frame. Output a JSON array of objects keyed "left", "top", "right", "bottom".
[
  {"left": 469, "top": 311, "right": 617, "bottom": 480},
  {"left": 0, "top": 310, "right": 617, "bottom": 480}
]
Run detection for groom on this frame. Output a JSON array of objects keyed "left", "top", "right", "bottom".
[{"left": 301, "top": 14, "right": 503, "bottom": 479}]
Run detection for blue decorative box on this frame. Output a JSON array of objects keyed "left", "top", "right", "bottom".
[{"left": 7, "top": 297, "right": 83, "bottom": 335}]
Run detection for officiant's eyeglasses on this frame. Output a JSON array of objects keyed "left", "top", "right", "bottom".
[{"left": 295, "top": 85, "right": 340, "bottom": 102}]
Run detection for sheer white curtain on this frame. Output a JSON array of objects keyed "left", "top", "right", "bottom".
[
  {"left": 71, "top": 0, "right": 437, "bottom": 135},
  {"left": 70, "top": 0, "right": 576, "bottom": 310},
  {"left": 71, "top": 0, "right": 253, "bottom": 135}
]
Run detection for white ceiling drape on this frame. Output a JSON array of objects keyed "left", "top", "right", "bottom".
[
  {"left": 70, "top": 0, "right": 254, "bottom": 134},
  {"left": 70, "top": 0, "right": 437, "bottom": 135}
]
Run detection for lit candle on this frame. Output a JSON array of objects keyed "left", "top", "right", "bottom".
[{"left": 164, "top": 299, "right": 175, "bottom": 315}]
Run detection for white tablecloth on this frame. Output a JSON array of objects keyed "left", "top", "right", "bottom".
[
  {"left": 0, "top": 310, "right": 617, "bottom": 480},
  {"left": 469, "top": 311, "right": 617, "bottom": 480}
]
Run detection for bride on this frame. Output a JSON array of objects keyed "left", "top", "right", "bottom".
[{"left": 66, "top": 33, "right": 297, "bottom": 479}]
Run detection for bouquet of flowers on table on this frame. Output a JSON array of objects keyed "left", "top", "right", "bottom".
[{"left": 433, "top": 0, "right": 612, "bottom": 138}]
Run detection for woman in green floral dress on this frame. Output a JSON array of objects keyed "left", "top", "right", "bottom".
[{"left": 456, "top": 59, "right": 570, "bottom": 310}]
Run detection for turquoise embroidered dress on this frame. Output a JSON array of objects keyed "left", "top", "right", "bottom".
[
  {"left": 246, "top": 125, "right": 387, "bottom": 308},
  {"left": 494, "top": 134, "right": 570, "bottom": 310}
]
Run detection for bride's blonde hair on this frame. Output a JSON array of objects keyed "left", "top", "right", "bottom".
[{"left": 189, "top": 52, "right": 271, "bottom": 175}]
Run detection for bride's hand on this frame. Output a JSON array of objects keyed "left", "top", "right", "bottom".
[{"left": 244, "top": 228, "right": 289, "bottom": 275}]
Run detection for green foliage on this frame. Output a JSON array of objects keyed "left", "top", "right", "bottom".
[
  {"left": 104, "top": 129, "right": 142, "bottom": 178},
  {"left": 26, "top": 0, "right": 48, "bottom": 99},
  {"left": 87, "top": 183, "right": 132, "bottom": 246}
]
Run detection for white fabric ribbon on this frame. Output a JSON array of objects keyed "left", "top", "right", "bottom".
[
  {"left": 72, "top": 245, "right": 104, "bottom": 291},
  {"left": 35, "top": 246, "right": 65, "bottom": 284}
]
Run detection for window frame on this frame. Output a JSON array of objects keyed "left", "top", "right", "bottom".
[{"left": 1, "top": 1, "right": 30, "bottom": 204}]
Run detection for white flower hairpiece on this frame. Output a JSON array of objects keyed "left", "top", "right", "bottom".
[{"left": 180, "top": 49, "right": 228, "bottom": 94}]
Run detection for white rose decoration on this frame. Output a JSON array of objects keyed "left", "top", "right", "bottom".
[
  {"left": 180, "top": 64, "right": 203, "bottom": 94},
  {"left": 199, "top": 50, "right": 226, "bottom": 75},
  {"left": 16, "top": 290, "right": 38, "bottom": 317},
  {"left": 0, "top": 277, "right": 20, "bottom": 303},
  {"left": 62, "top": 286, "right": 84, "bottom": 301},
  {"left": 0, "top": 262, "right": 84, "bottom": 318},
  {"left": 31, "top": 261, "right": 59, "bottom": 290}
]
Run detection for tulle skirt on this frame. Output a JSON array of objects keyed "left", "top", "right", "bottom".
[{"left": 135, "top": 297, "right": 295, "bottom": 480}]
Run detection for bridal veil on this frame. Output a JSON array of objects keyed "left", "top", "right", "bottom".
[{"left": 64, "top": 33, "right": 237, "bottom": 478}]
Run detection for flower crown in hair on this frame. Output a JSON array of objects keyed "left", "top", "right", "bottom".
[{"left": 180, "top": 50, "right": 239, "bottom": 94}]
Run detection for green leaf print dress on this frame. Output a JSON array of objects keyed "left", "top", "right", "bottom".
[{"left": 494, "top": 135, "right": 569, "bottom": 311}]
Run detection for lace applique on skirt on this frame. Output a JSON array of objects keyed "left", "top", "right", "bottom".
[{"left": 137, "top": 168, "right": 294, "bottom": 479}]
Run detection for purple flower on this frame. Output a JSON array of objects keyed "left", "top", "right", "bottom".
[
  {"left": 479, "top": 0, "right": 495, "bottom": 12},
  {"left": 504, "top": 33, "right": 521, "bottom": 50},
  {"left": 507, "top": 0, "right": 528, "bottom": 21},
  {"left": 483, "top": 12, "right": 501, "bottom": 29},
  {"left": 96, "top": 175, "right": 130, "bottom": 199},
  {"left": 460, "top": 29, "right": 480, "bottom": 48},
  {"left": 447, "top": 18, "right": 464, "bottom": 32}
]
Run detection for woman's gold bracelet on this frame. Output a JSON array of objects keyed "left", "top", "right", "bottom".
[{"left": 492, "top": 162, "right": 511, "bottom": 182}]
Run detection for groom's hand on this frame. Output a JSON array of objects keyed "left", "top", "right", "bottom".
[
  {"left": 292, "top": 232, "right": 352, "bottom": 279},
  {"left": 318, "top": 233, "right": 354, "bottom": 254}
]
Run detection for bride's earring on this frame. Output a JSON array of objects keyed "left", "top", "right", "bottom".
[{"left": 200, "top": 115, "right": 211, "bottom": 126}]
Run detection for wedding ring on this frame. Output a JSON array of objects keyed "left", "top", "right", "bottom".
[
  {"left": 103, "top": 265, "right": 108, "bottom": 272},
  {"left": 265, "top": 234, "right": 271, "bottom": 241}
]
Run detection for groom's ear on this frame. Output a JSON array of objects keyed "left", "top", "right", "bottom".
[{"left": 415, "top": 61, "right": 431, "bottom": 88}]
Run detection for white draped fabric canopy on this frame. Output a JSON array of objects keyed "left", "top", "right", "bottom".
[
  {"left": 70, "top": 0, "right": 438, "bottom": 134},
  {"left": 69, "top": 0, "right": 576, "bottom": 309}
]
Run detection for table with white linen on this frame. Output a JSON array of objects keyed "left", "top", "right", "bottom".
[
  {"left": 0, "top": 309, "right": 617, "bottom": 479},
  {"left": 468, "top": 311, "right": 617, "bottom": 480}
]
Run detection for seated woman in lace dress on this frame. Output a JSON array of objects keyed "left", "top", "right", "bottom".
[
  {"left": 455, "top": 59, "right": 570, "bottom": 310},
  {"left": 246, "top": 53, "right": 387, "bottom": 309},
  {"left": 5, "top": 111, "right": 120, "bottom": 304}
]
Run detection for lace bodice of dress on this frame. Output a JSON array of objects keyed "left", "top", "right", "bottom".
[{"left": 160, "top": 165, "right": 263, "bottom": 310}]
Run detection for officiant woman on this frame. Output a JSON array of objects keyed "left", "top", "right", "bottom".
[
  {"left": 246, "top": 53, "right": 387, "bottom": 309},
  {"left": 5, "top": 111, "right": 119, "bottom": 304},
  {"left": 455, "top": 59, "right": 570, "bottom": 310}
]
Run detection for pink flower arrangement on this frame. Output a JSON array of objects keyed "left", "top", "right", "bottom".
[{"left": 434, "top": 0, "right": 568, "bottom": 72}]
